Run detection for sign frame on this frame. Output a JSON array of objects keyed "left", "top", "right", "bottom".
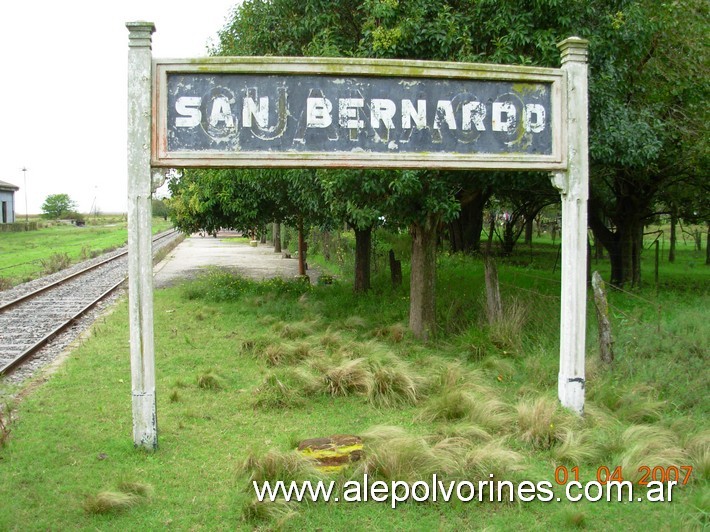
[
  {"left": 128, "top": 22, "right": 589, "bottom": 451},
  {"left": 152, "top": 57, "right": 567, "bottom": 170}
]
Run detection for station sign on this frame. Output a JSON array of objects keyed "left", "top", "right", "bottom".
[{"left": 153, "top": 58, "right": 565, "bottom": 170}]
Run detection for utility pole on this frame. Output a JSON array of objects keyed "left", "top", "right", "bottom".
[{"left": 21, "top": 166, "right": 28, "bottom": 226}]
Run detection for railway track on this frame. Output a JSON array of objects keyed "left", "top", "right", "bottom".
[{"left": 0, "top": 230, "right": 180, "bottom": 376}]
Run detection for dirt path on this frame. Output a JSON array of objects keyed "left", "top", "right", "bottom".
[{"left": 153, "top": 232, "right": 320, "bottom": 288}]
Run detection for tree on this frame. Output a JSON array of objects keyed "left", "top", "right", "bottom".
[
  {"left": 41, "top": 194, "right": 77, "bottom": 219},
  {"left": 152, "top": 198, "right": 170, "bottom": 221},
  {"left": 586, "top": 0, "right": 709, "bottom": 287},
  {"left": 213, "top": 0, "right": 708, "bottom": 327},
  {"left": 320, "top": 169, "right": 393, "bottom": 293}
]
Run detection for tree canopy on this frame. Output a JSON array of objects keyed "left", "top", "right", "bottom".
[
  {"left": 41, "top": 193, "right": 78, "bottom": 220},
  {"left": 167, "top": 0, "right": 708, "bottom": 337}
]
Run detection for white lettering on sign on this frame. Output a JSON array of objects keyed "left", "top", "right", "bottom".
[
  {"left": 339, "top": 98, "right": 365, "bottom": 129},
  {"left": 525, "top": 104, "right": 546, "bottom": 133},
  {"left": 434, "top": 100, "right": 457, "bottom": 130},
  {"left": 307, "top": 97, "right": 333, "bottom": 128},
  {"left": 370, "top": 99, "right": 396, "bottom": 130},
  {"left": 492, "top": 102, "right": 516, "bottom": 132},
  {"left": 462, "top": 101, "right": 486, "bottom": 131},
  {"left": 209, "top": 97, "right": 235, "bottom": 129},
  {"left": 172, "top": 90, "right": 550, "bottom": 142},
  {"left": 243, "top": 96, "right": 269, "bottom": 128},
  {"left": 401, "top": 99, "right": 427, "bottom": 130},
  {"left": 175, "top": 97, "right": 201, "bottom": 127}
]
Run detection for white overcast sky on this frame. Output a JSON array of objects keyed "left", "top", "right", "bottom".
[{"left": 0, "top": 0, "right": 238, "bottom": 214}]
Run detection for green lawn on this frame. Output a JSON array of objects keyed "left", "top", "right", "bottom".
[
  {"left": 0, "top": 217, "right": 173, "bottom": 286},
  {"left": 0, "top": 234, "right": 707, "bottom": 530}
]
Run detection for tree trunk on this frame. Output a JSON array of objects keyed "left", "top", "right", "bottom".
[
  {"left": 485, "top": 213, "right": 495, "bottom": 255},
  {"left": 354, "top": 226, "right": 372, "bottom": 293},
  {"left": 524, "top": 216, "right": 534, "bottom": 245},
  {"left": 273, "top": 222, "right": 282, "bottom": 253},
  {"left": 706, "top": 222, "right": 710, "bottom": 265},
  {"left": 322, "top": 231, "right": 331, "bottom": 261},
  {"left": 502, "top": 220, "right": 515, "bottom": 255},
  {"left": 409, "top": 216, "right": 438, "bottom": 340},
  {"left": 389, "top": 249, "right": 402, "bottom": 287},
  {"left": 448, "top": 189, "right": 488, "bottom": 253},
  {"left": 632, "top": 223, "right": 643, "bottom": 288},
  {"left": 589, "top": 197, "right": 643, "bottom": 288},
  {"left": 297, "top": 219, "right": 307, "bottom": 277},
  {"left": 668, "top": 211, "right": 677, "bottom": 262},
  {"left": 594, "top": 234, "right": 605, "bottom": 260},
  {"left": 260, "top": 224, "right": 267, "bottom": 244}
]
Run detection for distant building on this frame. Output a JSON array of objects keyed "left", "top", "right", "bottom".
[{"left": 0, "top": 179, "right": 19, "bottom": 223}]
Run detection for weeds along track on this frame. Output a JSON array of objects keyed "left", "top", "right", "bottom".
[{"left": 0, "top": 230, "right": 180, "bottom": 376}]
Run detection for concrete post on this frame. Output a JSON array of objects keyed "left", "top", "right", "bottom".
[
  {"left": 126, "top": 21, "right": 157, "bottom": 449},
  {"left": 552, "top": 37, "right": 589, "bottom": 415}
]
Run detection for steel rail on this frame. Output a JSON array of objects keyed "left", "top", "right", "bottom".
[
  {"left": 0, "top": 279, "right": 125, "bottom": 375},
  {"left": 0, "top": 229, "right": 180, "bottom": 376},
  {"left": 0, "top": 229, "right": 176, "bottom": 313}
]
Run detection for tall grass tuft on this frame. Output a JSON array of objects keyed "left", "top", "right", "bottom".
[
  {"left": 83, "top": 481, "right": 152, "bottom": 514},
  {"left": 685, "top": 430, "right": 710, "bottom": 481},
  {"left": 253, "top": 369, "right": 319, "bottom": 409},
  {"left": 196, "top": 371, "right": 223, "bottom": 390},
  {"left": 242, "top": 450, "right": 322, "bottom": 484},
  {"left": 259, "top": 342, "right": 319, "bottom": 367},
  {"left": 372, "top": 323, "right": 407, "bottom": 343},
  {"left": 488, "top": 298, "right": 528, "bottom": 352},
  {"left": 117, "top": 482, "right": 154, "bottom": 498},
  {"left": 276, "top": 321, "right": 314, "bottom": 340},
  {"left": 356, "top": 426, "right": 522, "bottom": 485},
  {"left": 435, "top": 423, "right": 494, "bottom": 443},
  {"left": 368, "top": 360, "right": 422, "bottom": 407},
  {"left": 459, "top": 439, "right": 524, "bottom": 480},
  {"left": 316, "top": 328, "right": 345, "bottom": 351},
  {"left": 242, "top": 499, "right": 297, "bottom": 525},
  {"left": 343, "top": 316, "right": 368, "bottom": 330},
  {"left": 426, "top": 361, "right": 487, "bottom": 395},
  {"left": 612, "top": 385, "right": 666, "bottom": 423},
  {"left": 418, "top": 389, "right": 514, "bottom": 433},
  {"left": 553, "top": 428, "right": 606, "bottom": 465},
  {"left": 83, "top": 491, "right": 143, "bottom": 514},
  {"left": 616, "top": 425, "right": 687, "bottom": 482},
  {"left": 516, "top": 395, "right": 580, "bottom": 450},
  {"left": 322, "top": 358, "right": 373, "bottom": 397},
  {"left": 356, "top": 429, "right": 458, "bottom": 481}
]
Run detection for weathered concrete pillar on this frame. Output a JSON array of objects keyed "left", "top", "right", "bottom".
[
  {"left": 552, "top": 37, "right": 589, "bottom": 415},
  {"left": 126, "top": 21, "right": 157, "bottom": 449}
]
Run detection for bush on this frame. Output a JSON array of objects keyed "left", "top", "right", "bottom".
[{"left": 40, "top": 253, "right": 71, "bottom": 274}]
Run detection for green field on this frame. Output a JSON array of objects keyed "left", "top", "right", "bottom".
[
  {"left": 0, "top": 216, "right": 174, "bottom": 287},
  {"left": 0, "top": 229, "right": 707, "bottom": 530}
]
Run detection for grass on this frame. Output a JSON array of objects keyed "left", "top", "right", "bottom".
[
  {"left": 0, "top": 216, "right": 173, "bottom": 286},
  {"left": 0, "top": 230, "right": 707, "bottom": 529}
]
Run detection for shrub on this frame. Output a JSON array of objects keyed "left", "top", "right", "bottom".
[{"left": 40, "top": 252, "right": 71, "bottom": 274}]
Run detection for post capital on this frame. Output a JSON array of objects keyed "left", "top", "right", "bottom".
[
  {"left": 126, "top": 21, "right": 156, "bottom": 48},
  {"left": 557, "top": 36, "right": 589, "bottom": 65}
]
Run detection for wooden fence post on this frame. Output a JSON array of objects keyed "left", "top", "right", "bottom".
[{"left": 591, "top": 271, "right": 614, "bottom": 364}]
